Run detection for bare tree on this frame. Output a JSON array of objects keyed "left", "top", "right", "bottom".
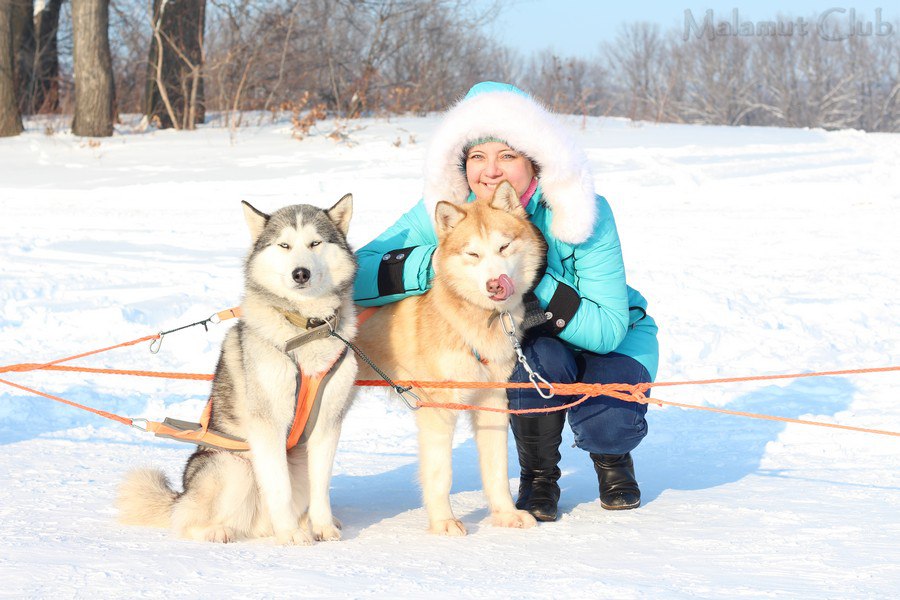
[
  {"left": 362, "top": 0, "right": 517, "bottom": 113},
  {"left": 203, "top": 0, "right": 282, "bottom": 128},
  {"left": 27, "top": 1, "right": 898, "bottom": 133},
  {"left": 108, "top": 0, "right": 150, "bottom": 114},
  {"left": 605, "top": 23, "right": 668, "bottom": 121},
  {"left": 32, "top": 0, "right": 63, "bottom": 113},
  {"left": 0, "top": 0, "right": 23, "bottom": 135},
  {"left": 9, "top": 0, "right": 34, "bottom": 113},
  {"left": 144, "top": 0, "right": 205, "bottom": 129},
  {"left": 680, "top": 34, "right": 759, "bottom": 126},
  {"left": 752, "top": 32, "right": 797, "bottom": 126},
  {"left": 861, "top": 34, "right": 900, "bottom": 132},
  {"left": 71, "top": 0, "right": 114, "bottom": 136},
  {"left": 795, "top": 33, "right": 859, "bottom": 129},
  {"left": 195, "top": 0, "right": 513, "bottom": 123},
  {"left": 520, "top": 50, "right": 615, "bottom": 118}
]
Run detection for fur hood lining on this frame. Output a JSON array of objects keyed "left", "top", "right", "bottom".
[{"left": 422, "top": 90, "right": 597, "bottom": 245}]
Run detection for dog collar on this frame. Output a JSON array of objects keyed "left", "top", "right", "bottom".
[
  {"left": 282, "top": 311, "right": 340, "bottom": 352},
  {"left": 471, "top": 311, "right": 504, "bottom": 365}
]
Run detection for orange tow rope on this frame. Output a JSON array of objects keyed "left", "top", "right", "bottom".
[
  {"left": 357, "top": 378, "right": 900, "bottom": 437},
  {"left": 0, "top": 333, "right": 161, "bottom": 429},
  {"left": 0, "top": 376, "right": 135, "bottom": 427},
  {"left": 0, "top": 334, "right": 159, "bottom": 376},
  {"left": 355, "top": 368, "right": 900, "bottom": 438},
  {"left": 1, "top": 308, "right": 899, "bottom": 439}
]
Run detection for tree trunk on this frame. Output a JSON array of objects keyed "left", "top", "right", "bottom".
[
  {"left": 71, "top": 0, "right": 114, "bottom": 137},
  {"left": 0, "top": 0, "right": 23, "bottom": 136},
  {"left": 32, "top": 0, "right": 61, "bottom": 113},
  {"left": 144, "top": 0, "right": 205, "bottom": 129},
  {"left": 9, "top": 0, "right": 33, "bottom": 114}
]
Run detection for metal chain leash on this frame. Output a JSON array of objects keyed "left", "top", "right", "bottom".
[
  {"left": 149, "top": 311, "right": 225, "bottom": 354},
  {"left": 326, "top": 326, "right": 421, "bottom": 410},
  {"left": 499, "top": 311, "right": 555, "bottom": 400}
]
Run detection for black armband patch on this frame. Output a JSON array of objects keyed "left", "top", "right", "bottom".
[
  {"left": 541, "top": 282, "right": 580, "bottom": 334},
  {"left": 628, "top": 306, "right": 647, "bottom": 329},
  {"left": 377, "top": 247, "right": 416, "bottom": 297}
]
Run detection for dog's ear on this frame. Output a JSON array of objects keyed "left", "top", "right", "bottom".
[
  {"left": 327, "top": 193, "right": 353, "bottom": 236},
  {"left": 435, "top": 201, "right": 466, "bottom": 236},
  {"left": 490, "top": 181, "right": 525, "bottom": 216},
  {"left": 241, "top": 200, "right": 269, "bottom": 243}
]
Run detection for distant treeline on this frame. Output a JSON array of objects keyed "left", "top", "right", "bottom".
[{"left": 2, "top": 0, "right": 898, "bottom": 136}]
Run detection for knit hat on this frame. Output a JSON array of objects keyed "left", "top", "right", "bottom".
[{"left": 462, "top": 135, "right": 507, "bottom": 154}]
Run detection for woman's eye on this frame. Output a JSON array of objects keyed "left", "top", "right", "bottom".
[
  {"left": 310, "top": 240, "right": 322, "bottom": 248},
  {"left": 278, "top": 242, "right": 291, "bottom": 250}
]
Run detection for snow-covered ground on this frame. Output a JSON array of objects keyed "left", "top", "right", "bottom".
[{"left": 1, "top": 112, "right": 898, "bottom": 599}]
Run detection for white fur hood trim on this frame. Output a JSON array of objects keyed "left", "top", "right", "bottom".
[{"left": 423, "top": 90, "right": 596, "bottom": 245}]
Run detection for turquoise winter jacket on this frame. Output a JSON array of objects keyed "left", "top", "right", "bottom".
[{"left": 353, "top": 188, "right": 659, "bottom": 381}]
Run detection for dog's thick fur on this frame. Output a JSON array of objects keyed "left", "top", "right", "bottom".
[
  {"left": 355, "top": 182, "right": 547, "bottom": 535},
  {"left": 118, "top": 196, "right": 359, "bottom": 545}
]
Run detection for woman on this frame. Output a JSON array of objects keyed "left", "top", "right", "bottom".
[{"left": 354, "top": 81, "right": 659, "bottom": 521}]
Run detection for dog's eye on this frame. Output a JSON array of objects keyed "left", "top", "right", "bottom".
[
  {"left": 499, "top": 243, "right": 510, "bottom": 253},
  {"left": 310, "top": 240, "right": 322, "bottom": 248},
  {"left": 278, "top": 242, "right": 291, "bottom": 250},
  {"left": 466, "top": 252, "right": 480, "bottom": 259}
]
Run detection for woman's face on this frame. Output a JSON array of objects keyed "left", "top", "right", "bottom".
[{"left": 465, "top": 142, "right": 535, "bottom": 203}]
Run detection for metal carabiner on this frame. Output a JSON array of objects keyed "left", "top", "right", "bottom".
[
  {"left": 130, "top": 418, "right": 149, "bottom": 431},
  {"left": 501, "top": 311, "right": 555, "bottom": 399},
  {"left": 499, "top": 310, "right": 518, "bottom": 339},
  {"left": 395, "top": 387, "right": 421, "bottom": 411},
  {"left": 149, "top": 334, "right": 164, "bottom": 354},
  {"left": 528, "top": 370, "right": 556, "bottom": 400}
]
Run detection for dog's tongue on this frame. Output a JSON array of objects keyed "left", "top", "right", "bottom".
[{"left": 492, "top": 273, "right": 516, "bottom": 301}]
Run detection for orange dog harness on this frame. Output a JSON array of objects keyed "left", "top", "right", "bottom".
[{"left": 149, "top": 348, "right": 349, "bottom": 452}]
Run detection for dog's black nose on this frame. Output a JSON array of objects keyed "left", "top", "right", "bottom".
[{"left": 292, "top": 267, "right": 311, "bottom": 284}]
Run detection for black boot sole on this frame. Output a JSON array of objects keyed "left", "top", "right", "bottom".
[
  {"left": 522, "top": 503, "right": 559, "bottom": 523},
  {"left": 533, "top": 512, "right": 558, "bottom": 522},
  {"left": 600, "top": 498, "right": 641, "bottom": 510}
]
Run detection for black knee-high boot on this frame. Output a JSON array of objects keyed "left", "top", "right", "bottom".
[
  {"left": 509, "top": 410, "right": 566, "bottom": 522},
  {"left": 590, "top": 452, "right": 641, "bottom": 510}
]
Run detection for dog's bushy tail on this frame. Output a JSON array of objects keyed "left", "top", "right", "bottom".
[{"left": 117, "top": 468, "right": 177, "bottom": 528}]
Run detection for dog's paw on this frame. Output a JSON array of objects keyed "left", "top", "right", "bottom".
[
  {"left": 312, "top": 522, "right": 342, "bottom": 542},
  {"left": 276, "top": 527, "right": 314, "bottom": 546},
  {"left": 428, "top": 519, "right": 467, "bottom": 536},
  {"left": 491, "top": 509, "right": 537, "bottom": 529},
  {"left": 203, "top": 526, "right": 235, "bottom": 543}
]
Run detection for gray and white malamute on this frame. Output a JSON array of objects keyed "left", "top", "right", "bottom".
[{"left": 118, "top": 196, "right": 358, "bottom": 545}]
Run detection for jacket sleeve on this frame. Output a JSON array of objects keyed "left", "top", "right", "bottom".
[
  {"left": 353, "top": 199, "right": 438, "bottom": 306},
  {"left": 532, "top": 196, "right": 629, "bottom": 354}
]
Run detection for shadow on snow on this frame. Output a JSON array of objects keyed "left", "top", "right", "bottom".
[
  {"left": 327, "top": 376, "right": 860, "bottom": 534},
  {"left": 0, "top": 376, "right": 865, "bottom": 538}
]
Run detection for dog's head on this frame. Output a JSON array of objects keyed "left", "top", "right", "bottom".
[
  {"left": 433, "top": 181, "right": 547, "bottom": 311},
  {"left": 241, "top": 195, "right": 357, "bottom": 304}
]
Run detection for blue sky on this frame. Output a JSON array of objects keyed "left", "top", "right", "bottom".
[{"left": 477, "top": 1, "right": 899, "bottom": 57}]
